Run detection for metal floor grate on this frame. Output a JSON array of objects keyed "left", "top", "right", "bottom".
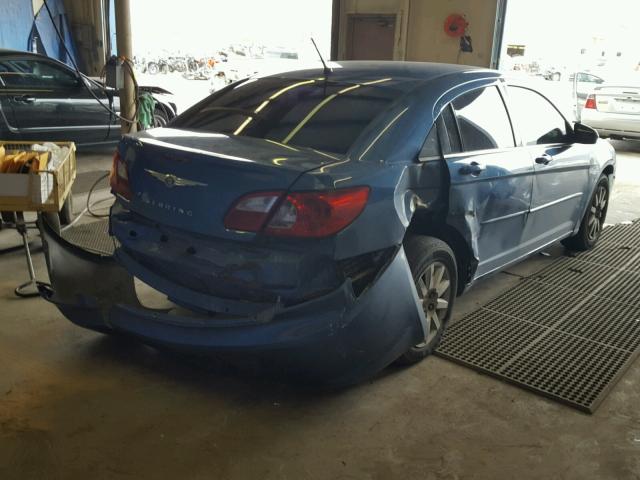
[
  {"left": 437, "top": 220, "right": 640, "bottom": 413},
  {"left": 61, "top": 218, "right": 117, "bottom": 256}
]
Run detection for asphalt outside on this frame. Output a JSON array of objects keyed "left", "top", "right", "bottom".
[{"left": 0, "top": 140, "right": 639, "bottom": 479}]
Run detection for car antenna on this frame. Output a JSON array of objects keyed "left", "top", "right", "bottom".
[{"left": 311, "top": 37, "right": 332, "bottom": 76}]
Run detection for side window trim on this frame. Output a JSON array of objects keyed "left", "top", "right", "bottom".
[
  {"left": 496, "top": 85, "right": 517, "bottom": 147},
  {"left": 436, "top": 115, "right": 450, "bottom": 155},
  {"left": 444, "top": 103, "right": 463, "bottom": 153}
]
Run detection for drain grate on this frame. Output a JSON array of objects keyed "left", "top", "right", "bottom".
[
  {"left": 600, "top": 221, "right": 640, "bottom": 246},
  {"left": 437, "top": 221, "right": 640, "bottom": 413},
  {"left": 572, "top": 244, "right": 640, "bottom": 272},
  {"left": 61, "top": 219, "right": 117, "bottom": 256}
]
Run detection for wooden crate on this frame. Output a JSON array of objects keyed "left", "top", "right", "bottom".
[{"left": 0, "top": 141, "right": 76, "bottom": 212}]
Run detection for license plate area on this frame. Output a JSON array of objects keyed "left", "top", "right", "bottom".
[{"left": 613, "top": 97, "right": 640, "bottom": 114}]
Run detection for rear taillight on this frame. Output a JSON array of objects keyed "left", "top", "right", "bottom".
[
  {"left": 223, "top": 191, "right": 283, "bottom": 232},
  {"left": 585, "top": 94, "right": 597, "bottom": 110},
  {"left": 109, "top": 151, "right": 132, "bottom": 200},
  {"left": 224, "top": 187, "right": 370, "bottom": 238}
]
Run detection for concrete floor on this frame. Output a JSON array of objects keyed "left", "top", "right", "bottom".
[{"left": 1, "top": 141, "right": 640, "bottom": 480}]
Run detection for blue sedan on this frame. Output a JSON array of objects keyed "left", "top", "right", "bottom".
[{"left": 40, "top": 62, "right": 616, "bottom": 385}]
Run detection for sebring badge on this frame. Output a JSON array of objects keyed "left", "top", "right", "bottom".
[{"left": 144, "top": 169, "right": 207, "bottom": 188}]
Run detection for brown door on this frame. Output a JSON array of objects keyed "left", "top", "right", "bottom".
[{"left": 345, "top": 15, "right": 396, "bottom": 60}]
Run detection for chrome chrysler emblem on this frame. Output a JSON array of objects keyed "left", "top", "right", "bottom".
[{"left": 144, "top": 169, "right": 207, "bottom": 188}]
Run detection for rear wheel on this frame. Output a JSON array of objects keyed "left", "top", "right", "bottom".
[
  {"left": 153, "top": 108, "right": 170, "bottom": 128},
  {"left": 147, "top": 62, "right": 159, "bottom": 75},
  {"left": 562, "top": 174, "right": 610, "bottom": 251},
  {"left": 398, "top": 236, "right": 457, "bottom": 364}
]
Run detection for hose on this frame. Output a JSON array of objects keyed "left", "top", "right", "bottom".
[
  {"left": 60, "top": 173, "right": 114, "bottom": 233},
  {"left": 87, "top": 172, "right": 112, "bottom": 218}
]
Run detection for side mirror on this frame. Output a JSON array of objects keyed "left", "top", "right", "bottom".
[{"left": 573, "top": 122, "right": 599, "bottom": 144}]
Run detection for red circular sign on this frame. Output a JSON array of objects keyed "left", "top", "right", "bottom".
[{"left": 444, "top": 14, "right": 468, "bottom": 38}]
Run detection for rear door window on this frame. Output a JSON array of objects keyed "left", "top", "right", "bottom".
[
  {"left": 507, "top": 86, "right": 568, "bottom": 145},
  {"left": 173, "top": 77, "right": 415, "bottom": 155},
  {"left": 420, "top": 123, "right": 439, "bottom": 158},
  {"left": 452, "top": 86, "right": 515, "bottom": 152}
]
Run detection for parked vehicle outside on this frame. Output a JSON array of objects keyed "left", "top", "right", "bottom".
[
  {"left": 570, "top": 71, "right": 605, "bottom": 120},
  {"left": 209, "top": 49, "right": 308, "bottom": 92},
  {"left": 0, "top": 50, "right": 178, "bottom": 146},
  {"left": 580, "top": 81, "right": 640, "bottom": 140},
  {"left": 40, "top": 62, "right": 616, "bottom": 385}
]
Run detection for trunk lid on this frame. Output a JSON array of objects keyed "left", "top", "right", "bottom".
[
  {"left": 119, "top": 128, "right": 340, "bottom": 237},
  {"left": 594, "top": 86, "right": 640, "bottom": 115}
]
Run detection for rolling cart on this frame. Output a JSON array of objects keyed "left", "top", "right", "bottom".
[{"left": 0, "top": 141, "right": 77, "bottom": 297}]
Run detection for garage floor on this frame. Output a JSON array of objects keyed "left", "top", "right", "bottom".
[{"left": 1, "top": 141, "right": 640, "bottom": 480}]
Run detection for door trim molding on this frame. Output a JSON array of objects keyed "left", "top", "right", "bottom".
[
  {"left": 17, "top": 124, "right": 115, "bottom": 132},
  {"left": 480, "top": 209, "right": 528, "bottom": 225},
  {"left": 530, "top": 192, "right": 583, "bottom": 213}
]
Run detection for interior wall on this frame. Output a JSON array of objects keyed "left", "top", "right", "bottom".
[
  {"left": 337, "top": 0, "right": 410, "bottom": 60},
  {"left": 336, "top": 0, "right": 499, "bottom": 67},
  {"left": 406, "top": 0, "right": 497, "bottom": 67}
]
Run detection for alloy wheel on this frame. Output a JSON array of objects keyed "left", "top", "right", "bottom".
[
  {"left": 587, "top": 184, "right": 608, "bottom": 241},
  {"left": 415, "top": 261, "right": 451, "bottom": 347}
]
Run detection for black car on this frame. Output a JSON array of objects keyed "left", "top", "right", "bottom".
[{"left": 0, "top": 50, "right": 178, "bottom": 147}]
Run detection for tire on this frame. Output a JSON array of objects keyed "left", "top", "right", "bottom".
[
  {"left": 562, "top": 174, "right": 610, "bottom": 251},
  {"left": 147, "top": 62, "right": 159, "bottom": 75},
  {"left": 397, "top": 236, "right": 458, "bottom": 364},
  {"left": 152, "top": 108, "right": 170, "bottom": 128},
  {"left": 59, "top": 195, "right": 74, "bottom": 226}
]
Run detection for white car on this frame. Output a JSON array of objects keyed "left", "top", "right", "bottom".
[
  {"left": 581, "top": 83, "right": 640, "bottom": 140},
  {"left": 209, "top": 50, "right": 314, "bottom": 92}
]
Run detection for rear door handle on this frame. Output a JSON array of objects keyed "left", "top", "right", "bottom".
[
  {"left": 535, "top": 154, "right": 553, "bottom": 165},
  {"left": 12, "top": 95, "right": 35, "bottom": 104},
  {"left": 459, "top": 161, "right": 486, "bottom": 176}
]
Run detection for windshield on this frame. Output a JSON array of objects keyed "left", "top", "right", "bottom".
[{"left": 171, "top": 76, "right": 410, "bottom": 154}]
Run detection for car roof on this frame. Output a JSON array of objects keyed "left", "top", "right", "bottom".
[{"left": 272, "top": 61, "right": 499, "bottom": 90}]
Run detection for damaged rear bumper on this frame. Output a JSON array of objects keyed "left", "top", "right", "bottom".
[{"left": 39, "top": 218, "right": 425, "bottom": 385}]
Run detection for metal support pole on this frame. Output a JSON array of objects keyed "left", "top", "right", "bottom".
[
  {"left": 490, "top": 0, "right": 509, "bottom": 70},
  {"left": 330, "top": 0, "right": 341, "bottom": 61},
  {"left": 115, "top": 0, "right": 137, "bottom": 134}
]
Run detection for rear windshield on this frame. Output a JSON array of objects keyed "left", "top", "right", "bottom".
[{"left": 171, "top": 76, "right": 408, "bottom": 154}]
